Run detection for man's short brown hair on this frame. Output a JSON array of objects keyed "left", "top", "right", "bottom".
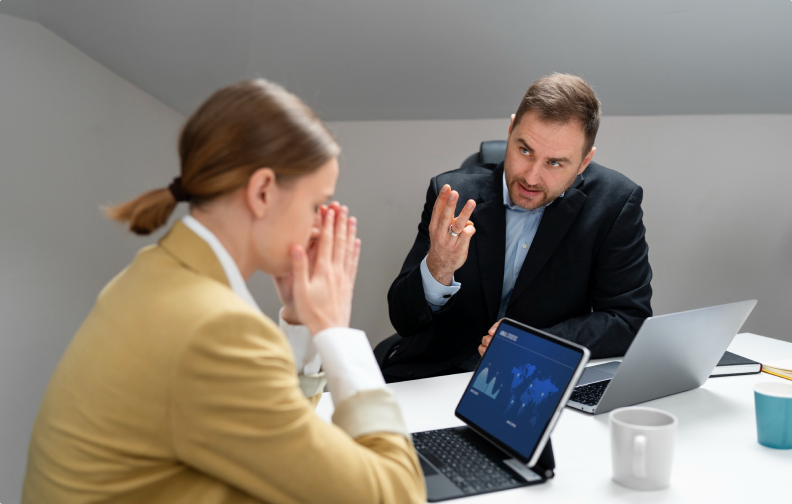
[{"left": 513, "top": 73, "right": 601, "bottom": 157}]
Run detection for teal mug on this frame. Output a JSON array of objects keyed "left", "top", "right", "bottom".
[{"left": 754, "top": 381, "right": 792, "bottom": 449}]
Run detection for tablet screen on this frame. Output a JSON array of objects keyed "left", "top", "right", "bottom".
[{"left": 455, "top": 321, "right": 585, "bottom": 462}]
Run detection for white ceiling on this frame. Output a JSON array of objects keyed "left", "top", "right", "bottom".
[{"left": 2, "top": 0, "right": 791, "bottom": 120}]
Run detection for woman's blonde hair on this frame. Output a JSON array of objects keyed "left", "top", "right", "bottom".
[{"left": 106, "top": 79, "right": 340, "bottom": 235}]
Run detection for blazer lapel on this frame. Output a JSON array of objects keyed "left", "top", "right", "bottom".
[
  {"left": 158, "top": 221, "right": 230, "bottom": 287},
  {"left": 473, "top": 165, "right": 507, "bottom": 322},
  {"left": 508, "top": 177, "right": 587, "bottom": 305}
]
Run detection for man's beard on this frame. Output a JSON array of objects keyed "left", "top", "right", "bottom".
[{"left": 506, "top": 169, "right": 580, "bottom": 211}]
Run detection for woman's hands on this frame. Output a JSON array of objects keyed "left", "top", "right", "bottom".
[
  {"left": 274, "top": 236, "right": 318, "bottom": 325},
  {"left": 285, "top": 202, "right": 361, "bottom": 335}
]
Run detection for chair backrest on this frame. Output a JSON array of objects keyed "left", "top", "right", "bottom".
[{"left": 459, "top": 140, "right": 507, "bottom": 171}]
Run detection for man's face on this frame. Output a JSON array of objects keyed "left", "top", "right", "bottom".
[{"left": 504, "top": 111, "right": 596, "bottom": 210}]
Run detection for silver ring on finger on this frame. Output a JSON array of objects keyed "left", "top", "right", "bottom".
[{"left": 448, "top": 224, "right": 460, "bottom": 237}]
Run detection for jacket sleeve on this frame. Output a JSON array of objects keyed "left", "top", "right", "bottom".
[
  {"left": 388, "top": 177, "right": 459, "bottom": 337},
  {"left": 542, "top": 185, "right": 653, "bottom": 358},
  {"left": 170, "top": 310, "right": 426, "bottom": 504}
]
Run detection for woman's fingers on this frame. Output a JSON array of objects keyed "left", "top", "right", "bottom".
[
  {"left": 333, "top": 205, "right": 349, "bottom": 267},
  {"left": 349, "top": 238, "right": 361, "bottom": 287},
  {"left": 290, "top": 245, "right": 309, "bottom": 301},
  {"left": 345, "top": 216, "right": 358, "bottom": 276},
  {"left": 294, "top": 200, "right": 360, "bottom": 334},
  {"left": 315, "top": 207, "right": 336, "bottom": 269},
  {"left": 305, "top": 235, "right": 319, "bottom": 276}
]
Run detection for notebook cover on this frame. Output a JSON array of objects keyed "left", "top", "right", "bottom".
[
  {"left": 711, "top": 351, "right": 762, "bottom": 377},
  {"left": 719, "top": 351, "right": 761, "bottom": 367}
]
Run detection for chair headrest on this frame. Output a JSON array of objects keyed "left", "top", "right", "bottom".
[{"left": 479, "top": 140, "right": 507, "bottom": 165}]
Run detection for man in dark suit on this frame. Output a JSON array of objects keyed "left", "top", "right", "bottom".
[{"left": 382, "top": 73, "right": 652, "bottom": 382}]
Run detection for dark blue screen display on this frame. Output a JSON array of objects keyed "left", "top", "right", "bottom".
[{"left": 456, "top": 322, "right": 583, "bottom": 460}]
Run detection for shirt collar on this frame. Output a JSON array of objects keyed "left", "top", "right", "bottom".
[
  {"left": 502, "top": 171, "right": 564, "bottom": 211},
  {"left": 181, "top": 215, "right": 261, "bottom": 312}
]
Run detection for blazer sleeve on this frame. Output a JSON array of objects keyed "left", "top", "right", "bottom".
[
  {"left": 542, "top": 185, "right": 653, "bottom": 358},
  {"left": 170, "top": 310, "right": 426, "bottom": 504},
  {"left": 388, "top": 177, "right": 459, "bottom": 337}
]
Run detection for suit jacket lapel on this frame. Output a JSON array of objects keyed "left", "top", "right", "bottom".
[
  {"left": 473, "top": 165, "right": 507, "bottom": 322},
  {"left": 508, "top": 176, "right": 587, "bottom": 306}
]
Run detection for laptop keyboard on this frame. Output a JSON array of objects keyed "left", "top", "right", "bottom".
[
  {"left": 413, "top": 428, "right": 521, "bottom": 494},
  {"left": 569, "top": 380, "right": 611, "bottom": 406}
]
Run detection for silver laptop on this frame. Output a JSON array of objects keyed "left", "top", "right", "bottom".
[{"left": 567, "top": 300, "right": 756, "bottom": 415}]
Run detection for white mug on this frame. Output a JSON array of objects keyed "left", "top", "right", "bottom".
[{"left": 609, "top": 406, "right": 678, "bottom": 490}]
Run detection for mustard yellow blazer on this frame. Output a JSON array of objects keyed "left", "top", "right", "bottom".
[{"left": 22, "top": 222, "right": 425, "bottom": 503}]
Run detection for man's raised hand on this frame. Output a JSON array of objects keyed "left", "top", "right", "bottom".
[{"left": 426, "top": 184, "right": 476, "bottom": 286}]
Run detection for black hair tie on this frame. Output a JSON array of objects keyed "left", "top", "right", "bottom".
[{"left": 168, "top": 177, "right": 191, "bottom": 202}]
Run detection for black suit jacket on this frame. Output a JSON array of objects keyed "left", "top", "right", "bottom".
[{"left": 384, "top": 161, "right": 652, "bottom": 380}]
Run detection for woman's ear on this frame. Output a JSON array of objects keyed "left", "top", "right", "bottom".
[{"left": 246, "top": 168, "right": 276, "bottom": 218}]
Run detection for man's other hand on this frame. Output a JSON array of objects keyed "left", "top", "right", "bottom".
[
  {"left": 478, "top": 320, "right": 501, "bottom": 356},
  {"left": 426, "top": 184, "right": 476, "bottom": 286}
]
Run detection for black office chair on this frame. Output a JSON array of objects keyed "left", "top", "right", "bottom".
[
  {"left": 374, "top": 141, "right": 507, "bottom": 371},
  {"left": 458, "top": 140, "right": 507, "bottom": 171}
]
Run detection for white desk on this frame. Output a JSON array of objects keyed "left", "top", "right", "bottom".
[{"left": 318, "top": 333, "right": 792, "bottom": 503}]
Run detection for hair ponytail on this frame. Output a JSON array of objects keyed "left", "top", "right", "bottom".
[
  {"left": 105, "top": 79, "right": 339, "bottom": 236},
  {"left": 104, "top": 188, "right": 177, "bottom": 236}
]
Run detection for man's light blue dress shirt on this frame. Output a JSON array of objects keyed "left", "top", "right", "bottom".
[{"left": 420, "top": 173, "right": 563, "bottom": 321}]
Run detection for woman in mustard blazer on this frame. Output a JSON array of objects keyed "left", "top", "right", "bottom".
[{"left": 22, "top": 80, "right": 425, "bottom": 503}]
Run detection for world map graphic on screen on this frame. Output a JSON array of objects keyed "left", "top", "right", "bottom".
[{"left": 504, "top": 363, "right": 559, "bottom": 426}]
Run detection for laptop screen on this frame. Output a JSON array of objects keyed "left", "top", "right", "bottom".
[{"left": 455, "top": 321, "right": 585, "bottom": 461}]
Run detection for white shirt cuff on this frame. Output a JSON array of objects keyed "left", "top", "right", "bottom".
[
  {"left": 420, "top": 255, "right": 461, "bottom": 308},
  {"left": 279, "top": 308, "right": 322, "bottom": 375},
  {"left": 313, "top": 327, "right": 386, "bottom": 404}
]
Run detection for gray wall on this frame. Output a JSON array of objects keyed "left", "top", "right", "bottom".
[
  {"left": 0, "top": 13, "right": 185, "bottom": 502},
  {"left": 596, "top": 115, "right": 792, "bottom": 340},
  {"left": 3, "top": 10, "right": 792, "bottom": 504}
]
